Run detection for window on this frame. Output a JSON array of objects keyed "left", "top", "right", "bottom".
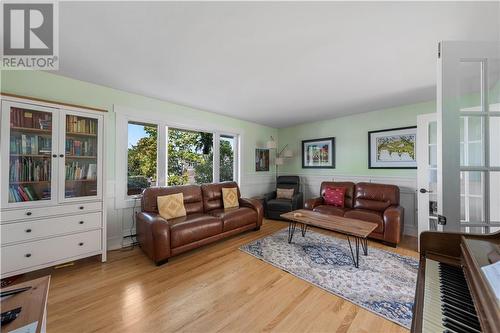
[
  {"left": 220, "top": 134, "right": 236, "bottom": 182},
  {"left": 127, "top": 122, "right": 158, "bottom": 195},
  {"left": 167, "top": 128, "right": 213, "bottom": 185},
  {"left": 116, "top": 107, "right": 240, "bottom": 207}
]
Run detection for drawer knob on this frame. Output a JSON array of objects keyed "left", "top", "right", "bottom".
[
  {"left": 26, "top": 211, "right": 32, "bottom": 216},
  {"left": 78, "top": 242, "right": 84, "bottom": 246},
  {"left": 79, "top": 221, "right": 84, "bottom": 225},
  {"left": 25, "top": 228, "right": 32, "bottom": 233},
  {"left": 79, "top": 206, "right": 84, "bottom": 210},
  {"left": 52, "top": 154, "right": 57, "bottom": 158},
  {"left": 59, "top": 154, "right": 64, "bottom": 158},
  {"left": 25, "top": 253, "right": 31, "bottom": 258}
]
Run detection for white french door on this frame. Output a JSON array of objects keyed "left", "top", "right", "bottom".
[
  {"left": 417, "top": 113, "right": 438, "bottom": 247},
  {"left": 438, "top": 41, "right": 500, "bottom": 232}
]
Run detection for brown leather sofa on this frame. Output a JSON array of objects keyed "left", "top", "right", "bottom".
[
  {"left": 136, "top": 182, "right": 263, "bottom": 265},
  {"left": 305, "top": 181, "right": 404, "bottom": 246}
]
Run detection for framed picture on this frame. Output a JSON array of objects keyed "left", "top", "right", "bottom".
[
  {"left": 255, "top": 148, "right": 270, "bottom": 172},
  {"left": 302, "top": 137, "right": 335, "bottom": 168},
  {"left": 368, "top": 126, "right": 417, "bottom": 169}
]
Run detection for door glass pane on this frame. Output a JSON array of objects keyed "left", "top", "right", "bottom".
[
  {"left": 460, "top": 171, "right": 484, "bottom": 223},
  {"left": 428, "top": 121, "right": 437, "bottom": 167},
  {"left": 490, "top": 117, "right": 500, "bottom": 167},
  {"left": 488, "top": 59, "right": 500, "bottom": 112},
  {"left": 429, "top": 121, "right": 437, "bottom": 144},
  {"left": 8, "top": 106, "right": 53, "bottom": 202},
  {"left": 127, "top": 122, "right": 158, "bottom": 196},
  {"left": 429, "top": 168, "right": 438, "bottom": 217},
  {"left": 168, "top": 128, "right": 213, "bottom": 185},
  {"left": 490, "top": 172, "right": 500, "bottom": 222},
  {"left": 459, "top": 61, "right": 483, "bottom": 112},
  {"left": 65, "top": 115, "right": 98, "bottom": 198},
  {"left": 460, "top": 116, "right": 484, "bottom": 166},
  {"left": 220, "top": 135, "right": 235, "bottom": 182}
]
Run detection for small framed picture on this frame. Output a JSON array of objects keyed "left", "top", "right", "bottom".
[
  {"left": 302, "top": 137, "right": 335, "bottom": 169},
  {"left": 255, "top": 148, "right": 270, "bottom": 172},
  {"left": 368, "top": 126, "right": 417, "bottom": 169}
]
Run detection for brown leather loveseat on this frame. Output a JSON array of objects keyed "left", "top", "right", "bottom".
[
  {"left": 305, "top": 181, "right": 403, "bottom": 246},
  {"left": 136, "top": 182, "right": 263, "bottom": 265}
]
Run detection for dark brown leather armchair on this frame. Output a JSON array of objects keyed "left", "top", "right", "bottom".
[
  {"left": 136, "top": 182, "right": 263, "bottom": 265},
  {"left": 305, "top": 181, "right": 404, "bottom": 246}
]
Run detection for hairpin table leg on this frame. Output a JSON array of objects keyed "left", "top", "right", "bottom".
[{"left": 288, "top": 221, "right": 297, "bottom": 243}]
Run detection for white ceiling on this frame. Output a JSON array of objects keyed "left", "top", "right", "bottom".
[{"left": 56, "top": 1, "right": 500, "bottom": 128}]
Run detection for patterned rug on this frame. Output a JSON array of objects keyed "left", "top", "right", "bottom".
[{"left": 239, "top": 228, "right": 418, "bottom": 328}]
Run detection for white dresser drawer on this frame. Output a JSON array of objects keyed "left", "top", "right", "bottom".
[
  {"left": 1, "top": 230, "right": 101, "bottom": 274},
  {"left": 1, "top": 212, "right": 102, "bottom": 245},
  {"left": 1, "top": 202, "right": 102, "bottom": 222}
]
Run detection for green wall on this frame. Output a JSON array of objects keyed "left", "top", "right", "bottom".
[
  {"left": 1, "top": 71, "right": 278, "bottom": 179},
  {"left": 277, "top": 101, "right": 436, "bottom": 178},
  {"left": 1, "top": 70, "right": 437, "bottom": 183}
]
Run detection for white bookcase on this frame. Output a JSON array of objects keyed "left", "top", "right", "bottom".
[{"left": 0, "top": 95, "right": 107, "bottom": 278}]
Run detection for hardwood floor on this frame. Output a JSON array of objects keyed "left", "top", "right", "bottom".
[{"left": 20, "top": 219, "right": 418, "bottom": 333}]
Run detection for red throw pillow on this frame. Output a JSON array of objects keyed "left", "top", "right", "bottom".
[{"left": 323, "top": 187, "right": 346, "bottom": 208}]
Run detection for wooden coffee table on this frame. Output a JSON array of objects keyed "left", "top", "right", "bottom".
[{"left": 281, "top": 209, "right": 378, "bottom": 268}]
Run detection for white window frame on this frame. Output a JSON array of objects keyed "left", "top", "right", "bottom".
[{"left": 114, "top": 105, "right": 242, "bottom": 209}]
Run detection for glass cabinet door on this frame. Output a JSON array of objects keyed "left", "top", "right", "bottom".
[
  {"left": 62, "top": 112, "right": 101, "bottom": 200},
  {"left": 4, "top": 102, "right": 58, "bottom": 206}
]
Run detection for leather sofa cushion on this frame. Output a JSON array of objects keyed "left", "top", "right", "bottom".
[
  {"left": 344, "top": 209, "right": 384, "bottom": 233},
  {"left": 353, "top": 182, "right": 399, "bottom": 212},
  {"left": 320, "top": 182, "right": 355, "bottom": 208},
  {"left": 142, "top": 185, "right": 204, "bottom": 215},
  {"left": 313, "top": 205, "right": 349, "bottom": 217},
  {"left": 202, "top": 182, "right": 241, "bottom": 212},
  {"left": 209, "top": 207, "right": 257, "bottom": 232},
  {"left": 266, "top": 198, "right": 292, "bottom": 211},
  {"left": 169, "top": 213, "right": 223, "bottom": 248}
]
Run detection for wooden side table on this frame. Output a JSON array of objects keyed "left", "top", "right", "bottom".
[{"left": 1, "top": 276, "right": 50, "bottom": 333}]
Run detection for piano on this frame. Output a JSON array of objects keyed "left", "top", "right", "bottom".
[{"left": 411, "top": 230, "right": 500, "bottom": 333}]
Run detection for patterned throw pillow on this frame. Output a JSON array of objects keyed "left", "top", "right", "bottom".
[
  {"left": 323, "top": 187, "right": 346, "bottom": 208},
  {"left": 276, "top": 188, "right": 294, "bottom": 200},
  {"left": 222, "top": 187, "right": 239, "bottom": 209},
  {"left": 157, "top": 193, "right": 187, "bottom": 220}
]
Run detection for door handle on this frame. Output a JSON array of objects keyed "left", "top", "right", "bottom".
[{"left": 419, "top": 188, "right": 433, "bottom": 194}]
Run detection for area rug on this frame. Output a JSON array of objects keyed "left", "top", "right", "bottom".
[{"left": 239, "top": 228, "right": 418, "bottom": 328}]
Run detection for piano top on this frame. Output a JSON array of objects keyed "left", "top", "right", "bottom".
[
  {"left": 461, "top": 233, "right": 500, "bottom": 333},
  {"left": 463, "top": 237, "right": 499, "bottom": 268}
]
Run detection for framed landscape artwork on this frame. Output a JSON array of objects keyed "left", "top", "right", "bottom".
[
  {"left": 368, "top": 126, "right": 417, "bottom": 169},
  {"left": 302, "top": 137, "right": 335, "bottom": 168},
  {"left": 255, "top": 148, "right": 270, "bottom": 171}
]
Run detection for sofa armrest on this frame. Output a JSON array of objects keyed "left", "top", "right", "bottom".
[
  {"left": 304, "top": 197, "right": 323, "bottom": 210},
  {"left": 136, "top": 212, "right": 171, "bottom": 264},
  {"left": 383, "top": 205, "right": 404, "bottom": 245},
  {"left": 292, "top": 192, "right": 304, "bottom": 210},
  {"left": 239, "top": 198, "right": 264, "bottom": 227}
]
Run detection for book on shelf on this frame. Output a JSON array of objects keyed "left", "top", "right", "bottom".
[
  {"left": 9, "top": 184, "right": 44, "bottom": 202},
  {"left": 65, "top": 138, "right": 96, "bottom": 156},
  {"left": 65, "top": 162, "right": 97, "bottom": 181},
  {"left": 9, "top": 157, "right": 51, "bottom": 182},
  {"left": 10, "top": 108, "right": 52, "bottom": 130},
  {"left": 10, "top": 134, "right": 51, "bottom": 155},
  {"left": 66, "top": 115, "right": 97, "bottom": 134}
]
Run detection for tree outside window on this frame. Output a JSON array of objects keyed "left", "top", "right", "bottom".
[{"left": 127, "top": 123, "right": 158, "bottom": 195}]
